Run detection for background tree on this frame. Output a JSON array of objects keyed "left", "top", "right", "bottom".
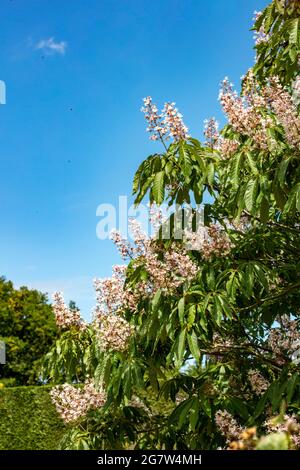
[{"left": 0, "top": 277, "right": 58, "bottom": 386}]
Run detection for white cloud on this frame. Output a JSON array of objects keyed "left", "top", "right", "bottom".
[{"left": 35, "top": 37, "right": 67, "bottom": 55}]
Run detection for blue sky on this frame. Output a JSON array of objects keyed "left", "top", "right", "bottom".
[{"left": 0, "top": 0, "right": 268, "bottom": 319}]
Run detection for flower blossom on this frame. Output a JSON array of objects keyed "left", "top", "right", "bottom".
[
  {"left": 149, "top": 203, "right": 167, "bottom": 237},
  {"left": 218, "top": 137, "right": 240, "bottom": 158},
  {"left": 267, "top": 315, "right": 300, "bottom": 364},
  {"left": 162, "top": 102, "right": 189, "bottom": 141},
  {"left": 95, "top": 312, "right": 134, "bottom": 352},
  {"left": 263, "top": 76, "right": 300, "bottom": 148},
  {"left": 203, "top": 117, "right": 220, "bottom": 149},
  {"left": 219, "top": 74, "right": 272, "bottom": 149},
  {"left": 141, "top": 97, "right": 189, "bottom": 142},
  {"left": 50, "top": 380, "right": 106, "bottom": 423},
  {"left": 111, "top": 218, "right": 197, "bottom": 293},
  {"left": 144, "top": 244, "right": 197, "bottom": 291},
  {"left": 141, "top": 96, "right": 167, "bottom": 142},
  {"left": 184, "top": 224, "right": 233, "bottom": 259},
  {"left": 248, "top": 369, "right": 269, "bottom": 396},
  {"left": 215, "top": 410, "right": 244, "bottom": 443},
  {"left": 52, "top": 291, "right": 86, "bottom": 330},
  {"left": 94, "top": 265, "right": 127, "bottom": 316},
  {"left": 93, "top": 265, "right": 135, "bottom": 351},
  {"left": 203, "top": 116, "right": 239, "bottom": 157}
]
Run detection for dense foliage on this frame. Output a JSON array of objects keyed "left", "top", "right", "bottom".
[
  {"left": 0, "top": 385, "right": 66, "bottom": 449},
  {"left": 0, "top": 277, "right": 58, "bottom": 386},
  {"left": 44, "top": 0, "right": 300, "bottom": 450}
]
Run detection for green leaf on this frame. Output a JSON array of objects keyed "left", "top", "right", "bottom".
[
  {"left": 286, "top": 374, "right": 299, "bottom": 404},
  {"left": 206, "top": 162, "right": 215, "bottom": 187},
  {"left": 246, "top": 151, "right": 258, "bottom": 175},
  {"left": 231, "top": 152, "right": 243, "bottom": 188},
  {"left": 152, "top": 289, "right": 162, "bottom": 312},
  {"left": 296, "top": 183, "right": 300, "bottom": 212},
  {"left": 253, "top": 391, "right": 269, "bottom": 421},
  {"left": 284, "top": 184, "right": 299, "bottom": 216},
  {"left": 179, "top": 143, "right": 192, "bottom": 179},
  {"left": 273, "top": 183, "right": 286, "bottom": 210},
  {"left": 187, "top": 330, "right": 200, "bottom": 362},
  {"left": 152, "top": 171, "right": 165, "bottom": 205},
  {"left": 289, "top": 18, "right": 299, "bottom": 45},
  {"left": 175, "top": 329, "right": 186, "bottom": 366},
  {"left": 190, "top": 399, "right": 199, "bottom": 431},
  {"left": 277, "top": 157, "right": 292, "bottom": 186},
  {"left": 169, "top": 397, "right": 194, "bottom": 429},
  {"left": 253, "top": 263, "right": 268, "bottom": 290},
  {"left": 229, "top": 397, "right": 249, "bottom": 421},
  {"left": 244, "top": 178, "right": 259, "bottom": 212},
  {"left": 178, "top": 297, "right": 185, "bottom": 326},
  {"left": 187, "top": 305, "right": 196, "bottom": 328},
  {"left": 260, "top": 196, "right": 269, "bottom": 223}
]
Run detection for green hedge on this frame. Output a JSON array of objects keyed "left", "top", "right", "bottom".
[{"left": 0, "top": 385, "right": 66, "bottom": 449}]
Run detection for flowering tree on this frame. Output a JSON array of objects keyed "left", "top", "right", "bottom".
[{"left": 44, "top": 0, "right": 300, "bottom": 450}]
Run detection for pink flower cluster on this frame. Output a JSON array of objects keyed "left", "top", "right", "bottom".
[
  {"left": 95, "top": 312, "right": 134, "bottom": 352},
  {"left": 219, "top": 74, "right": 272, "bottom": 149},
  {"left": 263, "top": 77, "right": 300, "bottom": 148},
  {"left": 141, "top": 97, "right": 189, "bottom": 142},
  {"left": 52, "top": 292, "right": 86, "bottom": 330},
  {"left": 248, "top": 369, "right": 269, "bottom": 396},
  {"left": 93, "top": 265, "right": 135, "bottom": 351},
  {"left": 111, "top": 219, "right": 197, "bottom": 293},
  {"left": 50, "top": 380, "right": 106, "bottom": 423},
  {"left": 292, "top": 76, "right": 300, "bottom": 106},
  {"left": 141, "top": 96, "right": 168, "bottom": 142},
  {"left": 145, "top": 244, "right": 197, "bottom": 291},
  {"left": 149, "top": 203, "right": 167, "bottom": 237},
  {"left": 203, "top": 116, "right": 239, "bottom": 157},
  {"left": 163, "top": 102, "right": 189, "bottom": 141},
  {"left": 94, "top": 265, "right": 127, "bottom": 315},
  {"left": 267, "top": 315, "right": 300, "bottom": 364},
  {"left": 264, "top": 414, "right": 300, "bottom": 449},
  {"left": 218, "top": 138, "right": 240, "bottom": 158},
  {"left": 110, "top": 219, "right": 148, "bottom": 260},
  {"left": 203, "top": 117, "right": 220, "bottom": 149},
  {"left": 215, "top": 410, "right": 244, "bottom": 443},
  {"left": 220, "top": 72, "right": 300, "bottom": 149},
  {"left": 184, "top": 224, "right": 232, "bottom": 259}
]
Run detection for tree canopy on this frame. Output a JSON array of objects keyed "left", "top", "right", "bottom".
[
  {"left": 44, "top": 0, "right": 300, "bottom": 450},
  {"left": 0, "top": 277, "right": 58, "bottom": 386}
]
